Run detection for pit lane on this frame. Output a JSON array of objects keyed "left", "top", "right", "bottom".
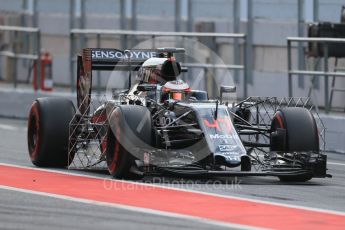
[{"left": 0, "top": 117, "right": 344, "bottom": 229}]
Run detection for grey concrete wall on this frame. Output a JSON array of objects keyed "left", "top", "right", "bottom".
[{"left": 0, "top": 87, "right": 75, "bottom": 119}]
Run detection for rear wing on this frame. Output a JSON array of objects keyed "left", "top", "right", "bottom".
[
  {"left": 79, "top": 47, "right": 185, "bottom": 71},
  {"left": 76, "top": 48, "right": 185, "bottom": 114},
  {"left": 84, "top": 48, "right": 157, "bottom": 71}
]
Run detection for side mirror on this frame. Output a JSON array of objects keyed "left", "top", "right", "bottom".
[
  {"left": 137, "top": 84, "right": 157, "bottom": 92},
  {"left": 220, "top": 85, "right": 236, "bottom": 103}
]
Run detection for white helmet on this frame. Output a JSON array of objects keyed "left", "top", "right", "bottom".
[{"left": 161, "top": 80, "right": 190, "bottom": 101}]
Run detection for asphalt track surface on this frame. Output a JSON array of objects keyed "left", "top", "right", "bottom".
[{"left": 0, "top": 117, "right": 345, "bottom": 229}]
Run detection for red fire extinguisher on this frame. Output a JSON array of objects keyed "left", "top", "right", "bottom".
[{"left": 33, "top": 52, "right": 53, "bottom": 91}]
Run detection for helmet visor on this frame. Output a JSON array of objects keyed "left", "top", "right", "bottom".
[{"left": 172, "top": 92, "right": 183, "bottom": 100}]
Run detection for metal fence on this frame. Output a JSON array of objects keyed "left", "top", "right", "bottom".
[
  {"left": 0, "top": 25, "right": 41, "bottom": 88},
  {"left": 0, "top": 1, "right": 336, "bottom": 73},
  {"left": 70, "top": 29, "right": 247, "bottom": 98},
  {"left": 287, "top": 37, "right": 345, "bottom": 113},
  {"left": 1, "top": 0, "right": 344, "bottom": 109}
]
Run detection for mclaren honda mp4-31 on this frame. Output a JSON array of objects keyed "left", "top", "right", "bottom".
[{"left": 27, "top": 48, "right": 331, "bottom": 182}]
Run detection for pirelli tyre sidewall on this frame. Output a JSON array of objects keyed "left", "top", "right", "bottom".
[
  {"left": 271, "top": 107, "right": 319, "bottom": 153},
  {"left": 271, "top": 107, "right": 319, "bottom": 182},
  {"left": 106, "top": 105, "right": 153, "bottom": 179},
  {"left": 27, "top": 97, "right": 75, "bottom": 167}
]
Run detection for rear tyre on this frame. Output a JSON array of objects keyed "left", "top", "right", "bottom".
[
  {"left": 106, "top": 105, "right": 152, "bottom": 179},
  {"left": 27, "top": 98, "right": 76, "bottom": 167},
  {"left": 271, "top": 107, "right": 319, "bottom": 182}
]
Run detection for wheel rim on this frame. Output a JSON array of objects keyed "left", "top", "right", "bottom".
[
  {"left": 28, "top": 103, "right": 40, "bottom": 161},
  {"left": 107, "top": 110, "right": 121, "bottom": 175},
  {"left": 273, "top": 111, "right": 285, "bottom": 129},
  {"left": 108, "top": 127, "right": 121, "bottom": 174}
]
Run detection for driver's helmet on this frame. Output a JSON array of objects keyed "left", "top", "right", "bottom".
[{"left": 161, "top": 79, "right": 190, "bottom": 101}]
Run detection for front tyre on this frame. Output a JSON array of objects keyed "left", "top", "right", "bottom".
[
  {"left": 271, "top": 107, "right": 319, "bottom": 182},
  {"left": 27, "top": 98, "right": 75, "bottom": 167},
  {"left": 271, "top": 107, "right": 319, "bottom": 153},
  {"left": 106, "top": 105, "right": 153, "bottom": 179}
]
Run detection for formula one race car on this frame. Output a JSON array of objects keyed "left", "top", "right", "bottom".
[{"left": 27, "top": 47, "right": 331, "bottom": 182}]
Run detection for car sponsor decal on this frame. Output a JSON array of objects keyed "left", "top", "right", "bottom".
[
  {"left": 91, "top": 49, "right": 156, "bottom": 60},
  {"left": 218, "top": 145, "right": 236, "bottom": 152},
  {"left": 209, "top": 134, "right": 232, "bottom": 139},
  {"left": 203, "top": 117, "right": 232, "bottom": 133}
]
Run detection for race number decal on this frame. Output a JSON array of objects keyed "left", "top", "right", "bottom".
[{"left": 203, "top": 117, "right": 232, "bottom": 133}]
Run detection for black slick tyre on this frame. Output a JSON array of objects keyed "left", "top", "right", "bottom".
[
  {"left": 271, "top": 107, "right": 319, "bottom": 153},
  {"left": 106, "top": 105, "right": 152, "bottom": 179},
  {"left": 271, "top": 107, "right": 319, "bottom": 182},
  {"left": 27, "top": 97, "right": 76, "bottom": 167}
]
